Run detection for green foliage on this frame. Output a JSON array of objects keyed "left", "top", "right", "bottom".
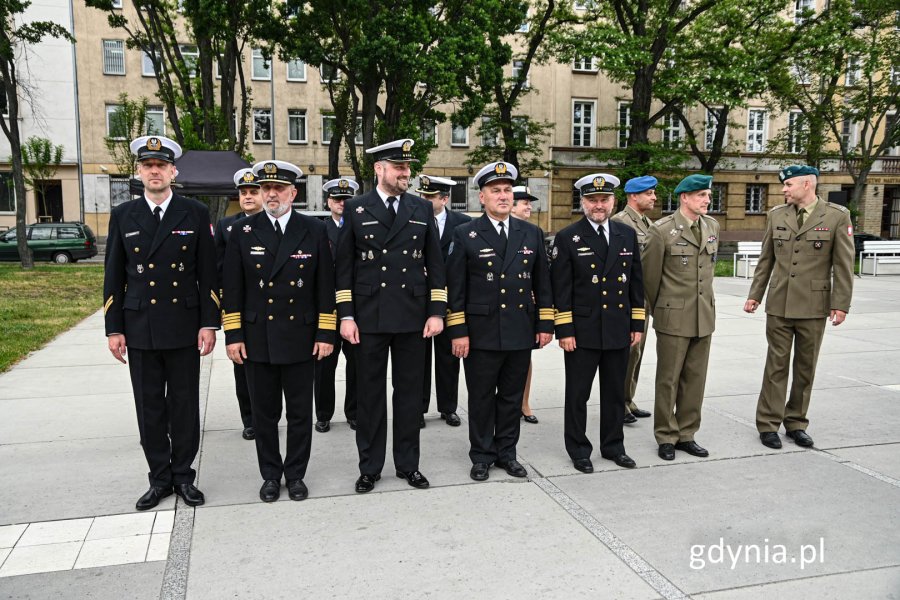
[
  {"left": 18, "top": 136, "right": 63, "bottom": 189},
  {"left": 103, "top": 93, "right": 152, "bottom": 176}
]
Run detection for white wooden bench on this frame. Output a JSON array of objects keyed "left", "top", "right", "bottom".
[
  {"left": 859, "top": 240, "right": 900, "bottom": 276},
  {"left": 733, "top": 241, "right": 762, "bottom": 279}
]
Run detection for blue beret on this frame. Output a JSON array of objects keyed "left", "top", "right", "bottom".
[
  {"left": 623, "top": 176, "right": 658, "bottom": 194},
  {"left": 779, "top": 165, "right": 819, "bottom": 182},
  {"left": 674, "top": 174, "right": 712, "bottom": 195}
]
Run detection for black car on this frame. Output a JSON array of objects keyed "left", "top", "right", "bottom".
[{"left": 0, "top": 222, "right": 99, "bottom": 263}]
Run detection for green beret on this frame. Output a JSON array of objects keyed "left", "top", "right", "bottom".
[
  {"left": 674, "top": 174, "right": 712, "bottom": 195},
  {"left": 779, "top": 165, "right": 819, "bottom": 182}
]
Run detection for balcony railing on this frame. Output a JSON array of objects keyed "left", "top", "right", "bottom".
[{"left": 841, "top": 157, "right": 900, "bottom": 174}]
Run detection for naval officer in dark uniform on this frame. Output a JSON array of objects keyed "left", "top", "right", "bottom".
[
  {"left": 314, "top": 177, "right": 359, "bottom": 433},
  {"left": 335, "top": 139, "right": 447, "bottom": 493},
  {"left": 104, "top": 135, "right": 219, "bottom": 510},
  {"left": 418, "top": 174, "right": 470, "bottom": 428},
  {"left": 446, "top": 162, "right": 554, "bottom": 481},
  {"left": 214, "top": 168, "right": 263, "bottom": 441},
  {"left": 222, "top": 160, "right": 335, "bottom": 502},
  {"left": 552, "top": 173, "right": 644, "bottom": 473}
]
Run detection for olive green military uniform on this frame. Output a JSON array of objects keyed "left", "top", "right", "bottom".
[
  {"left": 611, "top": 205, "right": 652, "bottom": 415},
  {"left": 642, "top": 210, "right": 719, "bottom": 445},
  {"left": 747, "top": 198, "right": 854, "bottom": 433}
]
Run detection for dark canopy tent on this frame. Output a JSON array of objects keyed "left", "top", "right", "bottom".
[{"left": 129, "top": 151, "right": 250, "bottom": 197}]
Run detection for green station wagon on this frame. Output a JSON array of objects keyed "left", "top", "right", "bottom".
[{"left": 0, "top": 222, "right": 98, "bottom": 263}]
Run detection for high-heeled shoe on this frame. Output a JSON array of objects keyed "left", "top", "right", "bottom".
[{"left": 522, "top": 412, "right": 538, "bottom": 424}]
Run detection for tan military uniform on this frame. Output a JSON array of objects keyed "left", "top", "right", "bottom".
[
  {"left": 642, "top": 210, "right": 719, "bottom": 445},
  {"left": 748, "top": 198, "right": 854, "bottom": 433},
  {"left": 611, "top": 205, "right": 652, "bottom": 413}
]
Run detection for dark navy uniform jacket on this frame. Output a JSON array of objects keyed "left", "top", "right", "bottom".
[
  {"left": 214, "top": 212, "right": 252, "bottom": 294},
  {"left": 438, "top": 209, "right": 472, "bottom": 262},
  {"left": 335, "top": 190, "right": 447, "bottom": 333},
  {"left": 445, "top": 214, "right": 554, "bottom": 351},
  {"left": 551, "top": 217, "right": 645, "bottom": 350},
  {"left": 222, "top": 210, "right": 336, "bottom": 364},
  {"left": 104, "top": 194, "right": 220, "bottom": 349}
]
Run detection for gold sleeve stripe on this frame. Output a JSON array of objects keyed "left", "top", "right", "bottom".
[
  {"left": 210, "top": 290, "right": 221, "bottom": 308},
  {"left": 430, "top": 289, "right": 448, "bottom": 302},
  {"left": 539, "top": 308, "right": 555, "bottom": 320},
  {"left": 631, "top": 308, "right": 646, "bottom": 320},
  {"left": 336, "top": 290, "right": 353, "bottom": 303},
  {"left": 554, "top": 310, "right": 573, "bottom": 326},
  {"left": 103, "top": 296, "right": 114, "bottom": 315},
  {"left": 446, "top": 310, "right": 466, "bottom": 326},
  {"left": 318, "top": 313, "right": 337, "bottom": 330},
  {"left": 223, "top": 321, "right": 242, "bottom": 332}
]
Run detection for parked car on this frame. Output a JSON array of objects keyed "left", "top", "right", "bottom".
[
  {"left": 853, "top": 232, "right": 884, "bottom": 255},
  {"left": 0, "top": 222, "right": 98, "bottom": 263}
]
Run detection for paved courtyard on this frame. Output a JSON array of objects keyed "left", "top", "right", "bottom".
[{"left": 1, "top": 276, "right": 899, "bottom": 599}]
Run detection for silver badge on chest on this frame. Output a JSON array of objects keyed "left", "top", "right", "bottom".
[
  {"left": 136, "top": 264, "right": 144, "bottom": 274},
  {"left": 487, "top": 272, "right": 494, "bottom": 282}
]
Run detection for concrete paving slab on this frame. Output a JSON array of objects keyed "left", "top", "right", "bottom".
[
  {"left": 74, "top": 534, "right": 151, "bottom": 570},
  {"left": 828, "top": 443, "right": 900, "bottom": 482},
  {"left": 0, "top": 524, "right": 26, "bottom": 549},
  {"left": 0, "top": 542, "right": 81, "bottom": 578},
  {"left": 815, "top": 350, "right": 900, "bottom": 386},
  {"left": 0, "top": 364, "right": 133, "bottom": 400},
  {"left": 693, "top": 565, "right": 900, "bottom": 599},
  {"left": 151, "top": 510, "right": 174, "bottom": 535},
  {"left": 0, "top": 393, "right": 137, "bottom": 444},
  {"left": 13, "top": 342, "right": 117, "bottom": 369},
  {"left": 145, "top": 533, "right": 169, "bottom": 562},
  {"left": 86, "top": 513, "right": 155, "bottom": 541},
  {"left": 828, "top": 325, "right": 900, "bottom": 350},
  {"left": 552, "top": 452, "right": 900, "bottom": 594},
  {"left": 187, "top": 483, "right": 661, "bottom": 600},
  {"left": 17, "top": 518, "right": 92, "bottom": 547},
  {"left": 0, "top": 560, "right": 165, "bottom": 599}
]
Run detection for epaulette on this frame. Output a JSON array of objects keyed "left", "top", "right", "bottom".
[
  {"left": 769, "top": 204, "right": 790, "bottom": 212},
  {"left": 826, "top": 202, "right": 849, "bottom": 213}
]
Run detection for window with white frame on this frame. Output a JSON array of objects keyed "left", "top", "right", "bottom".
[
  {"left": 145, "top": 106, "right": 165, "bottom": 135},
  {"left": 886, "top": 113, "right": 899, "bottom": 156},
  {"left": 288, "top": 109, "right": 307, "bottom": 143},
  {"left": 845, "top": 56, "right": 861, "bottom": 86},
  {"left": 705, "top": 107, "right": 726, "bottom": 151},
  {"left": 449, "top": 177, "right": 468, "bottom": 210},
  {"left": 421, "top": 119, "right": 437, "bottom": 144},
  {"left": 103, "top": 40, "right": 125, "bottom": 75},
  {"left": 745, "top": 184, "right": 766, "bottom": 214},
  {"left": 111, "top": 0, "right": 122, "bottom": 7},
  {"left": 319, "top": 63, "right": 340, "bottom": 83},
  {"left": 179, "top": 44, "right": 198, "bottom": 77},
  {"left": 512, "top": 60, "right": 529, "bottom": 89},
  {"left": 481, "top": 116, "right": 499, "bottom": 147},
  {"left": 789, "top": 63, "right": 810, "bottom": 85},
  {"left": 794, "top": 0, "right": 812, "bottom": 25},
  {"left": 142, "top": 51, "right": 158, "bottom": 77},
  {"left": 662, "top": 113, "right": 683, "bottom": 147},
  {"left": 106, "top": 104, "right": 127, "bottom": 139},
  {"left": 746, "top": 109, "right": 767, "bottom": 152},
  {"left": 252, "top": 48, "right": 271, "bottom": 80},
  {"left": 451, "top": 124, "right": 469, "bottom": 146},
  {"left": 322, "top": 115, "right": 363, "bottom": 144},
  {"left": 253, "top": 109, "right": 272, "bottom": 143},
  {"left": 0, "top": 172, "right": 16, "bottom": 213},
  {"left": 286, "top": 59, "right": 306, "bottom": 81},
  {"left": 516, "top": 21, "right": 530, "bottom": 33},
  {"left": 788, "top": 110, "right": 805, "bottom": 154},
  {"left": 841, "top": 118, "right": 858, "bottom": 151},
  {"left": 512, "top": 116, "right": 528, "bottom": 144},
  {"left": 572, "top": 100, "right": 595, "bottom": 147},
  {"left": 710, "top": 183, "right": 726, "bottom": 213},
  {"left": 110, "top": 176, "right": 131, "bottom": 208},
  {"left": 618, "top": 102, "right": 631, "bottom": 148},
  {"left": 572, "top": 56, "right": 598, "bottom": 72},
  {"left": 572, "top": 187, "right": 583, "bottom": 212}
]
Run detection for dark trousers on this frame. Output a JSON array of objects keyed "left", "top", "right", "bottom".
[
  {"left": 243, "top": 359, "right": 314, "bottom": 481},
  {"left": 232, "top": 362, "right": 253, "bottom": 428},
  {"left": 355, "top": 332, "right": 425, "bottom": 475},
  {"left": 314, "top": 336, "right": 357, "bottom": 421},
  {"left": 564, "top": 346, "right": 629, "bottom": 460},
  {"left": 422, "top": 331, "right": 461, "bottom": 414},
  {"left": 128, "top": 346, "right": 200, "bottom": 487},
  {"left": 463, "top": 348, "right": 531, "bottom": 464}
]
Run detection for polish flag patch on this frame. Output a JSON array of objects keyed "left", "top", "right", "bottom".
[
  {"left": 847, "top": 225, "right": 853, "bottom": 236},
  {"left": 210, "top": 224, "right": 215, "bottom": 236}
]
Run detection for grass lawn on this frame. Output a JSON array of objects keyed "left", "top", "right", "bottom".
[
  {"left": 0, "top": 263, "right": 105, "bottom": 373},
  {"left": 715, "top": 257, "right": 735, "bottom": 277}
]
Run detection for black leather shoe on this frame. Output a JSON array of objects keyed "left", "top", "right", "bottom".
[
  {"left": 623, "top": 412, "right": 637, "bottom": 424},
  {"left": 136, "top": 486, "right": 173, "bottom": 511},
  {"left": 495, "top": 459, "right": 527, "bottom": 478},
  {"left": 631, "top": 407, "right": 651, "bottom": 418},
  {"left": 241, "top": 426, "right": 255, "bottom": 440},
  {"left": 259, "top": 479, "right": 280, "bottom": 502},
  {"left": 287, "top": 479, "right": 308, "bottom": 501},
  {"left": 419, "top": 416, "right": 426, "bottom": 429},
  {"left": 174, "top": 483, "right": 205, "bottom": 506},
  {"left": 470, "top": 463, "right": 490, "bottom": 481},
  {"left": 441, "top": 412, "right": 461, "bottom": 427},
  {"left": 607, "top": 453, "right": 636, "bottom": 469},
  {"left": 675, "top": 441, "right": 709, "bottom": 457},
  {"left": 786, "top": 429, "right": 814, "bottom": 447},
  {"left": 573, "top": 458, "right": 594, "bottom": 473},
  {"left": 658, "top": 443, "right": 675, "bottom": 460},
  {"left": 760, "top": 432, "right": 782, "bottom": 449},
  {"left": 396, "top": 470, "right": 430, "bottom": 489},
  {"left": 522, "top": 413, "right": 539, "bottom": 424},
  {"left": 354, "top": 473, "right": 380, "bottom": 493},
  {"left": 347, "top": 419, "right": 357, "bottom": 430},
  {"left": 315, "top": 420, "right": 330, "bottom": 433}
]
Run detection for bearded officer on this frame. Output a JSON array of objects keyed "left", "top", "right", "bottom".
[
  {"left": 222, "top": 160, "right": 335, "bottom": 502},
  {"left": 418, "top": 174, "right": 470, "bottom": 428},
  {"left": 446, "top": 162, "right": 554, "bottom": 481},
  {"left": 642, "top": 174, "right": 719, "bottom": 461},
  {"left": 214, "top": 168, "right": 263, "bottom": 441},
  {"left": 610, "top": 175, "right": 657, "bottom": 424},
  {"left": 104, "top": 135, "right": 219, "bottom": 510},
  {"left": 314, "top": 177, "right": 359, "bottom": 433},
  {"left": 552, "top": 174, "right": 644, "bottom": 472},
  {"left": 744, "top": 165, "right": 854, "bottom": 449},
  {"left": 335, "top": 139, "right": 447, "bottom": 493}
]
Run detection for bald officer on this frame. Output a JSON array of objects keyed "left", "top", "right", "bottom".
[
  {"left": 214, "top": 168, "right": 263, "bottom": 441},
  {"left": 744, "top": 165, "right": 854, "bottom": 449},
  {"left": 610, "top": 175, "right": 657, "bottom": 424},
  {"left": 336, "top": 139, "right": 446, "bottom": 493},
  {"left": 223, "top": 160, "right": 335, "bottom": 502},
  {"left": 104, "top": 135, "right": 219, "bottom": 510},
  {"left": 642, "top": 174, "right": 719, "bottom": 461}
]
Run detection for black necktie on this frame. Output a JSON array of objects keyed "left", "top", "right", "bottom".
[
  {"left": 274, "top": 219, "right": 283, "bottom": 242},
  {"left": 497, "top": 221, "right": 507, "bottom": 258},
  {"left": 597, "top": 224, "right": 608, "bottom": 256},
  {"left": 153, "top": 206, "right": 162, "bottom": 223},
  {"left": 387, "top": 197, "right": 397, "bottom": 225}
]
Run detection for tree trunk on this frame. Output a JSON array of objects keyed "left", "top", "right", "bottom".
[
  {"left": 627, "top": 68, "right": 655, "bottom": 169},
  {"left": 0, "top": 52, "right": 34, "bottom": 269}
]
